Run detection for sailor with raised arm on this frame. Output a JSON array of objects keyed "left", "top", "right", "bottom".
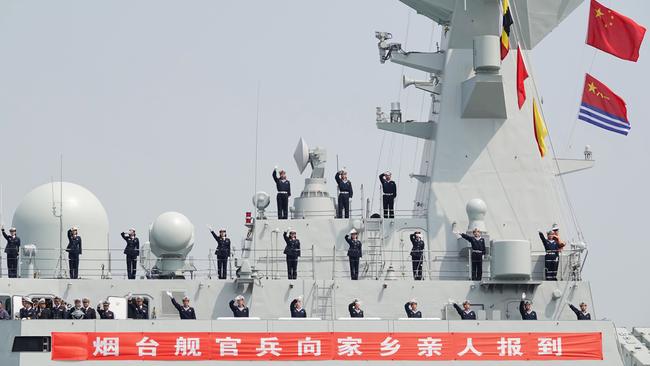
[
  {"left": 538, "top": 230, "right": 561, "bottom": 281},
  {"left": 66, "top": 227, "right": 82, "bottom": 279},
  {"left": 409, "top": 231, "right": 425, "bottom": 280},
  {"left": 209, "top": 226, "right": 231, "bottom": 279},
  {"left": 166, "top": 291, "right": 196, "bottom": 319},
  {"left": 283, "top": 228, "right": 301, "bottom": 280},
  {"left": 452, "top": 300, "right": 477, "bottom": 320},
  {"left": 379, "top": 171, "right": 397, "bottom": 218},
  {"left": 127, "top": 294, "right": 149, "bottom": 319},
  {"left": 272, "top": 166, "right": 291, "bottom": 220},
  {"left": 454, "top": 227, "right": 486, "bottom": 281},
  {"left": 290, "top": 296, "right": 307, "bottom": 318},
  {"left": 404, "top": 299, "right": 422, "bottom": 318},
  {"left": 348, "top": 299, "right": 364, "bottom": 318},
  {"left": 568, "top": 302, "right": 591, "bottom": 320},
  {"left": 121, "top": 228, "right": 139, "bottom": 280},
  {"left": 97, "top": 301, "right": 115, "bottom": 319},
  {"left": 345, "top": 229, "right": 362, "bottom": 280},
  {"left": 1, "top": 226, "right": 21, "bottom": 278},
  {"left": 335, "top": 170, "right": 353, "bottom": 218},
  {"left": 519, "top": 293, "right": 537, "bottom": 320},
  {"left": 229, "top": 295, "right": 249, "bottom": 317}
]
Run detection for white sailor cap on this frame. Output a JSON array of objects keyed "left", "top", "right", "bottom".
[
  {"left": 38, "top": 299, "right": 46, "bottom": 304},
  {"left": 9, "top": 227, "right": 16, "bottom": 232},
  {"left": 349, "top": 229, "right": 357, "bottom": 234},
  {"left": 385, "top": 171, "right": 392, "bottom": 176},
  {"left": 22, "top": 297, "right": 30, "bottom": 302},
  {"left": 182, "top": 296, "right": 190, "bottom": 301},
  {"left": 462, "top": 300, "right": 470, "bottom": 305},
  {"left": 71, "top": 226, "right": 79, "bottom": 231},
  {"left": 295, "top": 295, "right": 303, "bottom": 301},
  {"left": 235, "top": 295, "right": 245, "bottom": 301},
  {"left": 551, "top": 224, "right": 560, "bottom": 231},
  {"left": 579, "top": 302, "right": 587, "bottom": 306},
  {"left": 102, "top": 300, "right": 110, "bottom": 305},
  {"left": 524, "top": 300, "right": 532, "bottom": 305},
  {"left": 353, "top": 298, "right": 361, "bottom": 305},
  {"left": 129, "top": 228, "right": 136, "bottom": 232},
  {"left": 410, "top": 298, "right": 417, "bottom": 304},
  {"left": 219, "top": 228, "right": 226, "bottom": 232}
]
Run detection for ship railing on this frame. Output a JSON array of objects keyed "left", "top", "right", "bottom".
[
  {"left": 0, "top": 246, "right": 584, "bottom": 282},
  {"left": 259, "top": 208, "right": 427, "bottom": 220}
]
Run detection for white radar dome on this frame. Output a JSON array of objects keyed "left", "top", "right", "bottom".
[
  {"left": 12, "top": 182, "right": 109, "bottom": 278},
  {"left": 149, "top": 212, "right": 194, "bottom": 254}
]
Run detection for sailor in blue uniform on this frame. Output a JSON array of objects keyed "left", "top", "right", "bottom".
[
  {"left": 66, "top": 227, "right": 82, "bottom": 279},
  {"left": 97, "top": 301, "right": 115, "bottom": 319},
  {"left": 283, "top": 229, "right": 301, "bottom": 279},
  {"left": 519, "top": 293, "right": 537, "bottom": 320},
  {"left": 456, "top": 228, "right": 486, "bottom": 281},
  {"left": 379, "top": 172, "right": 397, "bottom": 218},
  {"left": 568, "top": 302, "right": 591, "bottom": 320},
  {"left": 2, "top": 226, "right": 21, "bottom": 278},
  {"left": 127, "top": 295, "right": 149, "bottom": 319},
  {"left": 409, "top": 231, "right": 425, "bottom": 280},
  {"left": 404, "top": 299, "right": 422, "bottom": 318},
  {"left": 348, "top": 299, "right": 364, "bottom": 318},
  {"left": 272, "top": 167, "right": 291, "bottom": 219},
  {"left": 210, "top": 227, "right": 231, "bottom": 279},
  {"left": 19, "top": 297, "right": 35, "bottom": 319},
  {"left": 290, "top": 296, "right": 307, "bottom": 318},
  {"left": 335, "top": 170, "right": 353, "bottom": 218},
  {"left": 538, "top": 230, "right": 560, "bottom": 281},
  {"left": 167, "top": 292, "right": 196, "bottom": 319},
  {"left": 452, "top": 300, "right": 477, "bottom": 320},
  {"left": 229, "top": 295, "right": 249, "bottom": 317},
  {"left": 121, "top": 229, "right": 139, "bottom": 280},
  {"left": 345, "top": 229, "right": 362, "bottom": 280}
]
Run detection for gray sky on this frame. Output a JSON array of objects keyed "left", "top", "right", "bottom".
[{"left": 0, "top": 0, "right": 648, "bottom": 326}]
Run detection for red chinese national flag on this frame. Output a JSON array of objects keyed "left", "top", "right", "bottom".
[
  {"left": 587, "top": 0, "right": 646, "bottom": 62},
  {"left": 516, "top": 45, "right": 529, "bottom": 109}
]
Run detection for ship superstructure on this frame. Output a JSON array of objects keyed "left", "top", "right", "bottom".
[{"left": 0, "top": 0, "right": 648, "bottom": 365}]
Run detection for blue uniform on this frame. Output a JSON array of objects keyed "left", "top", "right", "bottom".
[
  {"left": 229, "top": 300, "right": 249, "bottom": 317},
  {"left": 569, "top": 304, "right": 591, "bottom": 320},
  {"left": 127, "top": 300, "right": 149, "bottom": 319},
  {"left": 345, "top": 235, "right": 362, "bottom": 280},
  {"left": 335, "top": 172, "right": 353, "bottom": 219},
  {"left": 404, "top": 302, "right": 422, "bottom": 318},
  {"left": 460, "top": 234, "right": 486, "bottom": 280},
  {"left": 379, "top": 174, "right": 397, "bottom": 218},
  {"left": 121, "top": 233, "right": 139, "bottom": 280},
  {"left": 453, "top": 303, "right": 477, "bottom": 320},
  {"left": 348, "top": 302, "right": 364, "bottom": 318},
  {"left": 66, "top": 230, "right": 82, "bottom": 279},
  {"left": 538, "top": 232, "right": 560, "bottom": 281},
  {"left": 519, "top": 301, "right": 537, "bottom": 320},
  {"left": 409, "top": 233, "right": 425, "bottom": 280},
  {"left": 171, "top": 298, "right": 196, "bottom": 319},
  {"left": 283, "top": 232, "right": 301, "bottom": 279},
  {"left": 290, "top": 299, "right": 307, "bottom": 318},
  {"left": 272, "top": 170, "right": 291, "bottom": 219},
  {"left": 2, "top": 229, "right": 20, "bottom": 278},
  {"left": 211, "top": 231, "right": 231, "bottom": 279}
]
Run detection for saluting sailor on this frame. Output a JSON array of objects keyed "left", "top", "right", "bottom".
[
  {"left": 452, "top": 300, "right": 477, "bottom": 320},
  {"left": 348, "top": 299, "right": 364, "bottom": 318},
  {"left": 519, "top": 293, "right": 537, "bottom": 320},
  {"left": 404, "top": 299, "right": 422, "bottom": 318},
  {"left": 66, "top": 227, "right": 82, "bottom": 279},
  {"left": 290, "top": 296, "right": 307, "bottom": 318},
  {"left": 568, "top": 302, "right": 591, "bottom": 320},
  {"left": 538, "top": 230, "right": 562, "bottom": 281},
  {"left": 283, "top": 228, "right": 301, "bottom": 280},
  {"left": 1, "top": 226, "right": 21, "bottom": 278},
  {"left": 209, "top": 226, "right": 231, "bottom": 279},
  {"left": 345, "top": 229, "right": 363, "bottom": 280},
  {"left": 167, "top": 292, "right": 196, "bottom": 319},
  {"left": 97, "top": 301, "right": 115, "bottom": 319},
  {"left": 272, "top": 166, "right": 291, "bottom": 220},
  {"left": 121, "top": 228, "right": 139, "bottom": 280},
  {"left": 379, "top": 171, "right": 397, "bottom": 218},
  {"left": 335, "top": 169, "right": 353, "bottom": 218},
  {"left": 409, "top": 231, "right": 425, "bottom": 280},
  {"left": 455, "top": 227, "right": 486, "bottom": 281},
  {"left": 229, "top": 295, "right": 249, "bottom": 317}
]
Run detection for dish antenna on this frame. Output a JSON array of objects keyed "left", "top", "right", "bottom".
[{"left": 294, "top": 137, "right": 310, "bottom": 174}]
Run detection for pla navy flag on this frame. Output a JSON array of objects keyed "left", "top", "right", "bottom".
[{"left": 578, "top": 74, "right": 630, "bottom": 136}]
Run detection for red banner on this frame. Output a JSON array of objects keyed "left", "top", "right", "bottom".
[{"left": 52, "top": 332, "right": 603, "bottom": 361}]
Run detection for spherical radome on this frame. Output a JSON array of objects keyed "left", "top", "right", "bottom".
[
  {"left": 12, "top": 182, "right": 109, "bottom": 278},
  {"left": 149, "top": 211, "right": 193, "bottom": 252}
]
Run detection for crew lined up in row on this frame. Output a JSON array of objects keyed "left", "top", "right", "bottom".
[
  {"left": 4, "top": 293, "right": 591, "bottom": 321},
  {"left": 272, "top": 168, "right": 397, "bottom": 219}
]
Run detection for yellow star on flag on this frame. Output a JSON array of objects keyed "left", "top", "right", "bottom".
[
  {"left": 587, "top": 82, "right": 597, "bottom": 93},
  {"left": 595, "top": 8, "right": 604, "bottom": 18}
]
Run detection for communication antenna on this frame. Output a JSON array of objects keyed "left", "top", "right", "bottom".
[
  {"left": 52, "top": 155, "right": 66, "bottom": 279},
  {"left": 253, "top": 81, "right": 261, "bottom": 199}
]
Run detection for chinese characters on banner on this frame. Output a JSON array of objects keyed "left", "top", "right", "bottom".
[{"left": 52, "top": 332, "right": 603, "bottom": 361}]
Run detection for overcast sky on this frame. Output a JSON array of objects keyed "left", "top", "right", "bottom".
[{"left": 0, "top": 0, "right": 648, "bottom": 326}]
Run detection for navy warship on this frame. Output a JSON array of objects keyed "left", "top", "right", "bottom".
[{"left": 0, "top": 0, "right": 648, "bottom": 365}]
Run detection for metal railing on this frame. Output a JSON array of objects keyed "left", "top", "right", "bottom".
[{"left": 0, "top": 245, "right": 584, "bottom": 282}]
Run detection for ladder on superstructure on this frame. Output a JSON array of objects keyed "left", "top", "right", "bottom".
[
  {"left": 312, "top": 282, "right": 335, "bottom": 320},
  {"left": 362, "top": 217, "right": 384, "bottom": 280}
]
